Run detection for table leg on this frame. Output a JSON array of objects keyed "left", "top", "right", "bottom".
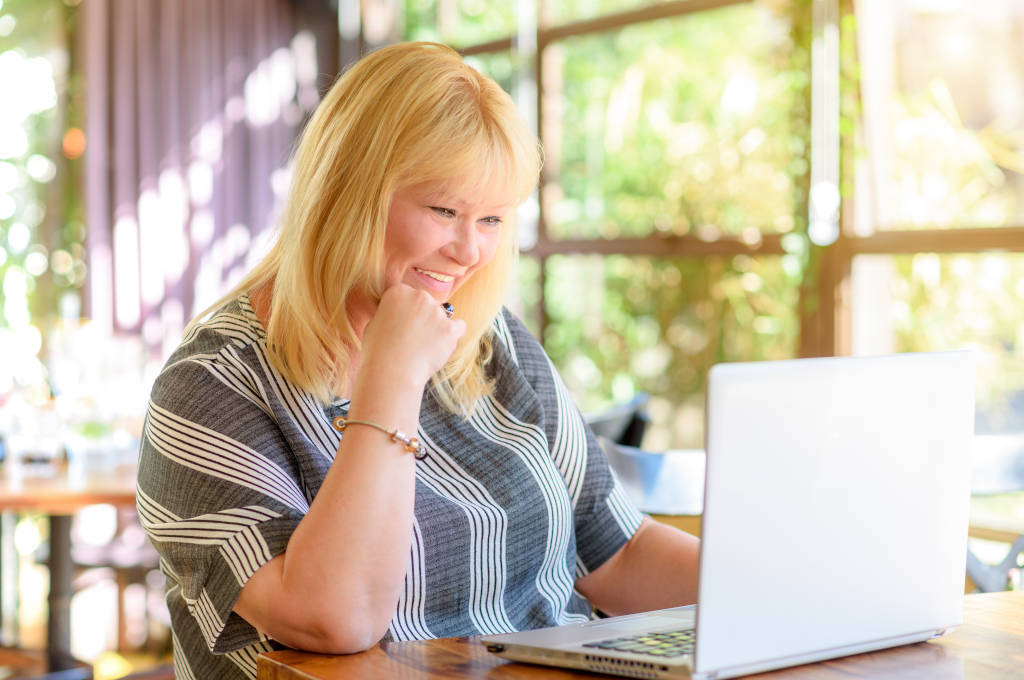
[
  {"left": 47, "top": 514, "right": 74, "bottom": 671},
  {"left": 0, "top": 511, "right": 18, "bottom": 647}
]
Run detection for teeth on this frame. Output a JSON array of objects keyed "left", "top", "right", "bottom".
[{"left": 416, "top": 268, "right": 454, "bottom": 283}]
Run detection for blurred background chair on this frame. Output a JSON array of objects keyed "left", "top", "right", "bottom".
[
  {"left": 966, "top": 433, "right": 1024, "bottom": 592},
  {"left": 69, "top": 507, "right": 164, "bottom": 655},
  {"left": 585, "top": 393, "right": 651, "bottom": 448},
  {"left": 597, "top": 439, "right": 705, "bottom": 520}
]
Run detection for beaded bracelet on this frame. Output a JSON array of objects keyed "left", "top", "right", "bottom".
[{"left": 332, "top": 416, "right": 429, "bottom": 460}]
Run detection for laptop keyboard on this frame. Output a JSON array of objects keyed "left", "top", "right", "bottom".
[{"left": 583, "top": 627, "right": 695, "bottom": 658}]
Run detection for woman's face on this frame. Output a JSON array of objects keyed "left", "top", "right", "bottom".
[{"left": 382, "top": 180, "right": 514, "bottom": 302}]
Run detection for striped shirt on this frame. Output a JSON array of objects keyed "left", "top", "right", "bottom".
[{"left": 137, "top": 296, "right": 643, "bottom": 679}]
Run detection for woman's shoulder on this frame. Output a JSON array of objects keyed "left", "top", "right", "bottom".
[
  {"left": 489, "top": 307, "right": 554, "bottom": 381},
  {"left": 152, "top": 295, "right": 268, "bottom": 397},
  {"left": 182, "top": 294, "right": 265, "bottom": 351}
]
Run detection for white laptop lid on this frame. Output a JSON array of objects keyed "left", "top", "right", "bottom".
[{"left": 695, "top": 351, "right": 975, "bottom": 678}]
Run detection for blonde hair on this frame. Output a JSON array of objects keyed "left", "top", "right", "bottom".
[{"left": 195, "top": 42, "right": 542, "bottom": 413}]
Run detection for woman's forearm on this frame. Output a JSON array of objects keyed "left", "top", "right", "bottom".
[
  {"left": 576, "top": 518, "right": 700, "bottom": 618},
  {"left": 234, "top": 370, "right": 425, "bottom": 652}
]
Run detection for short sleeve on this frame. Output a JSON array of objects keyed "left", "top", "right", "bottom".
[
  {"left": 136, "top": 340, "right": 311, "bottom": 654},
  {"left": 495, "top": 310, "right": 645, "bottom": 576}
]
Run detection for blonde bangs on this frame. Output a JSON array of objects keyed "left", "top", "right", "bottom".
[{"left": 396, "top": 81, "right": 541, "bottom": 207}]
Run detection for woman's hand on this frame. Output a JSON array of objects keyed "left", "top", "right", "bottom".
[{"left": 358, "top": 284, "right": 466, "bottom": 390}]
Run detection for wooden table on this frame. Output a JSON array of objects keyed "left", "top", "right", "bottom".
[
  {"left": 0, "top": 461, "right": 138, "bottom": 671},
  {"left": 258, "top": 590, "right": 1024, "bottom": 679}
]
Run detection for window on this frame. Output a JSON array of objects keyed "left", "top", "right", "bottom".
[{"left": 851, "top": 1, "right": 1024, "bottom": 441}]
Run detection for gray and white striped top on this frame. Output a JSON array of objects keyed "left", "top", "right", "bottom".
[{"left": 137, "top": 296, "right": 643, "bottom": 680}]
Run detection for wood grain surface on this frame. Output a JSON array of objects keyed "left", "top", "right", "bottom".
[{"left": 258, "top": 591, "right": 1024, "bottom": 680}]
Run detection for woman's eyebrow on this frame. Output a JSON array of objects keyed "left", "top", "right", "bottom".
[{"left": 416, "top": 186, "right": 514, "bottom": 213}]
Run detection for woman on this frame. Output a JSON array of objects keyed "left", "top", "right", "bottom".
[{"left": 137, "top": 42, "right": 699, "bottom": 679}]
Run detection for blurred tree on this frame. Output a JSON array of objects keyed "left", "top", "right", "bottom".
[{"left": 0, "top": 0, "right": 84, "bottom": 335}]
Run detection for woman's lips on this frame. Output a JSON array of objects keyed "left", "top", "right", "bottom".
[{"left": 412, "top": 267, "right": 457, "bottom": 292}]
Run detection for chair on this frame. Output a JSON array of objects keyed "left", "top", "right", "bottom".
[
  {"left": 584, "top": 393, "right": 651, "bottom": 448},
  {"left": 70, "top": 507, "right": 163, "bottom": 654},
  {"left": 597, "top": 439, "right": 705, "bottom": 518},
  {"left": 966, "top": 433, "right": 1024, "bottom": 592}
]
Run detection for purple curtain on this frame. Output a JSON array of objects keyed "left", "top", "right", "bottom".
[{"left": 80, "top": 0, "right": 337, "bottom": 358}]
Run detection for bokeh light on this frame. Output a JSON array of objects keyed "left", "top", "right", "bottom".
[{"left": 62, "top": 127, "right": 86, "bottom": 159}]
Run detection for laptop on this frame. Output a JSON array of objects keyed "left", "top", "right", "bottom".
[{"left": 480, "top": 351, "right": 975, "bottom": 679}]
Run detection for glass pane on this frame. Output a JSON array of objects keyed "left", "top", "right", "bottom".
[
  {"left": 403, "top": 0, "right": 517, "bottom": 47},
  {"left": 855, "top": 1, "right": 1024, "bottom": 230},
  {"left": 510, "top": 255, "right": 542, "bottom": 337},
  {"left": 543, "top": 255, "right": 799, "bottom": 449},
  {"left": 545, "top": 0, "right": 652, "bottom": 25},
  {"left": 545, "top": 3, "right": 802, "bottom": 239},
  {"left": 463, "top": 51, "right": 520, "bottom": 103},
  {"left": 851, "top": 253, "right": 1024, "bottom": 433}
]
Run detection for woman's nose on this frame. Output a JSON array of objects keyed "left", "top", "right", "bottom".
[{"left": 444, "top": 220, "right": 479, "bottom": 266}]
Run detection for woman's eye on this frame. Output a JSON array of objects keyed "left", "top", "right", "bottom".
[
  {"left": 431, "top": 206, "right": 456, "bottom": 218},
  {"left": 480, "top": 216, "right": 503, "bottom": 227}
]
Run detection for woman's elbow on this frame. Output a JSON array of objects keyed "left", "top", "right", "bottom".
[
  {"left": 308, "top": 627, "right": 384, "bottom": 655},
  {"left": 290, "top": 605, "right": 392, "bottom": 654}
]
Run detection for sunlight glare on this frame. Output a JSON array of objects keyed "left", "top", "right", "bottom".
[
  {"left": 159, "top": 168, "right": 190, "bottom": 282},
  {"left": 0, "top": 159, "right": 19, "bottom": 190},
  {"left": 138, "top": 188, "right": 165, "bottom": 306},
  {"left": 13, "top": 516, "right": 40, "bottom": 555},
  {"left": 7, "top": 221, "right": 29, "bottom": 251},
  {"left": 0, "top": 193, "right": 14, "bottom": 220},
  {"left": 292, "top": 30, "right": 318, "bottom": 88},
  {"left": 2, "top": 268, "right": 29, "bottom": 327},
  {"left": 719, "top": 68, "right": 759, "bottom": 118},
  {"left": 0, "top": 125, "right": 27, "bottom": 158},
  {"left": 24, "top": 247, "right": 47, "bottom": 276},
  {"left": 244, "top": 47, "right": 297, "bottom": 127},
  {"left": 25, "top": 153, "right": 56, "bottom": 182},
  {"left": 0, "top": 51, "right": 57, "bottom": 125},
  {"left": 188, "top": 160, "right": 214, "bottom": 206},
  {"left": 113, "top": 215, "right": 141, "bottom": 328},
  {"left": 192, "top": 121, "right": 223, "bottom": 163}
]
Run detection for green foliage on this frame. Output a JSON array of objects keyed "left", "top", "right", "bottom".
[
  {"left": 889, "top": 253, "right": 1024, "bottom": 431},
  {"left": 536, "top": 2, "right": 812, "bottom": 447},
  {"left": 463, "top": 51, "right": 519, "bottom": 98},
  {"left": 0, "top": 0, "right": 83, "bottom": 330},
  {"left": 549, "top": 3, "right": 804, "bottom": 239},
  {"left": 547, "top": 0, "right": 647, "bottom": 25},
  {"left": 542, "top": 254, "right": 800, "bottom": 447},
  {"left": 402, "top": 0, "right": 517, "bottom": 47}
]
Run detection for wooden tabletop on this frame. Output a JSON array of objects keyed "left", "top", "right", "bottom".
[
  {"left": 258, "top": 590, "right": 1024, "bottom": 680},
  {"left": 0, "top": 461, "right": 138, "bottom": 513}
]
